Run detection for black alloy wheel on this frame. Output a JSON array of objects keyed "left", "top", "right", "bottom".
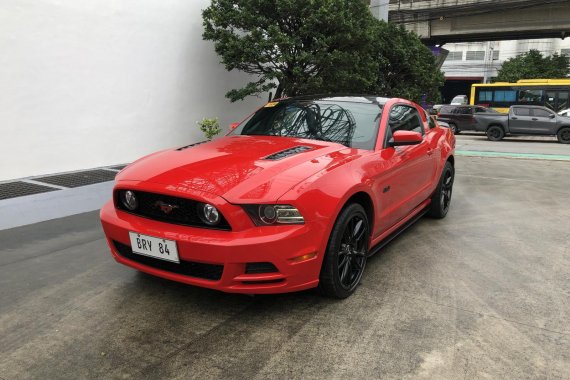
[
  {"left": 319, "top": 203, "right": 369, "bottom": 298},
  {"left": 486, "top": 126, "right": 504, "bottom": 141},
  {"left": 428, "top": 161, "right": 454, "bottom": 219},
  {"left": 337, "top": 215, "right": 368, "bottom": 290},
  {"left": 557, "top": 127, "right": 570, "bottom": 144}
]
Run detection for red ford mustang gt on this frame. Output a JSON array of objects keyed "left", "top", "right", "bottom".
[{"left": 100, "top": 95, "right": 455, "bottom": 298}]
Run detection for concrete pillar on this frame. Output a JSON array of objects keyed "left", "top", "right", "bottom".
[{"left": 370, "top": 0, "right": 389, "bottom": 22}]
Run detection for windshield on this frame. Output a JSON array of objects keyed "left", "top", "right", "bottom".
[{"left": 230, "top": 99, "right": 384, "bottom": 150}]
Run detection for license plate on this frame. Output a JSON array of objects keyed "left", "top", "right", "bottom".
[{"left": 128, "top": 232, "right": 180, "bottom": 263}]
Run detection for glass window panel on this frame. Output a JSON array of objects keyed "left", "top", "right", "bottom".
[
  {"left": 513, "top": 107, "right": 531, "bottom": 116},
  {"left": 494, "top": 91, "right": 516, "bottom": 102},
  {"left": 388, "top": 105, "right": 424, "bottom": 135},
  {"left": 558, "top": 92, "right": 569, "bottom": 111},
  {"left": 478, "top": 91, "right": 493, "bottom": 102},
  {"left": 518, "top": 89, "right": 543, "bottom": 105},
  {"left": 532, "top": 108, "right": 553, "bottom": 118},
  {"left": 466, "top": 51, "right": 485, "bottom": 60}
]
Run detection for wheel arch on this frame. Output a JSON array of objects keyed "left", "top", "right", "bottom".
[
  {"left": 447, "top": 154, "right": 455, "bottom": 167},
  {"left": 486, "top": 123, "right": 505, "bottom": 132},
  {"left": 556, "top": 125, "right": 570, "bottom": 133},
  {"left": 344, "top": 191, "right": 375, "bottom": 232}
]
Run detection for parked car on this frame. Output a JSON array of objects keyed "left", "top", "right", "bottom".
[
  {"left": 473, "top": 105, "right": 570, "bottom": 143},
  {"left": 437, "top": 105, "right": 499, "bottom": 134},
  {"left": 450, "top": 95, "right": 468, "bottom": 105},
  {"left": 559, "top": 108, "right": 570, "bottom": 117},
  {"left": 100, "top": 95, "right": 456, "bottom": 298}
]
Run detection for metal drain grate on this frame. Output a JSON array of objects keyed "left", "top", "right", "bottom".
[
  {"left": 0, "top": 181, "right": 58, "bottom": 200},
  {"left": 109, "top": 164, "right": 128, "bottom": 171},
  {"left": 35, "top": 169, "right": 117, "bottom": 188}
]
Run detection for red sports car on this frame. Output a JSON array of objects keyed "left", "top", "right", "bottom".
[{"left": 100, "top": 96, "right": 455, "bottom": 298}]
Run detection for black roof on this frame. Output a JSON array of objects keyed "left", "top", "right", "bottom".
[{"left": 277, "top": 94, "right": 392, "bottom": 106}]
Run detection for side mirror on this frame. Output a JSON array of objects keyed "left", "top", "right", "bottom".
[
  {"left": 549, "top": 114, "right": 556, "bottom": 119},
  {"left": 390, "top": 131, "right": 423, "bottom": 147},
  {"left": 229, "top": 122, "right": 239, "bottom": 131}
]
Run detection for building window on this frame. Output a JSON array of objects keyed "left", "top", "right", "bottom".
[
  {"left": 492, "top": 50, "right": 500, "bottom": 60},
  {"left": 466, "top": 51, "right": 485, "bottom": 61},
  {"left": 561, "top": 48, "right": 570, "bottom": 56},
  {"left": 446, "top": 51, "right": 463, "bottom": 61}
]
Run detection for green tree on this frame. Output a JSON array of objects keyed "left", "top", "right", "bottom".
[
  {"left": 495, "top": 49, "right": 570, "bottom": 82},
  {"left": 369, "top": 21, "right": 444, "bottom": 102},
  {"left": 202, "top": 0, "right": 378, "bottom": 101},
  {"left": 202, "top": 0, "right": 444, "bottom": 103}
]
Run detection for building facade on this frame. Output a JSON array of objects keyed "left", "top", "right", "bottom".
[{"left": 0, "top": 0, "right": 262, "bottom": 181}]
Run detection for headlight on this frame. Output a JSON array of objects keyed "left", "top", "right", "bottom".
[
  {"left": 198, "top": 203, "right": 220, "bottom": 225},
  {"left": 242, "top": 205, "right": 304, "bottom": 226},
  {"left": 121, "top": 190, "right": 138, "bottom": 211}
]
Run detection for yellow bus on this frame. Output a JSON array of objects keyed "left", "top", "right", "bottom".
[{"left": 470, "top": 79, "right": 570, "bottom": 113}]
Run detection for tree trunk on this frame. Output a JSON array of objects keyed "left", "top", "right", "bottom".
[{"left": 273, "top": 82, "right": 283, "bottom": 100}]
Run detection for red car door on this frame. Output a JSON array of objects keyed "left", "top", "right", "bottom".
[{"left": 380, "top": 104, "right": 437, "bottom": 229}]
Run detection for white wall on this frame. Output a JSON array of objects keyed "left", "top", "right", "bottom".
[{"left": 0, "top": 0, "right": 263, "bottom": 181}]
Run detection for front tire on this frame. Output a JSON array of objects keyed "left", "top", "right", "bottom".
[
  {"left": 557, "top": 127, "right": 570, "bottom": 144},
  {"left": 319, "top": 203, "right": 369, "bottom": 298},
  {"left": 428, "top": 161, "right": 454, "bottom": 219},
  {"left": 486, "top": 126, "right": 505, "bottom": 141}
]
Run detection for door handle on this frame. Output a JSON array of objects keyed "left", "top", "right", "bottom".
[
  {"left": 532, "top": 118, "right": 538, "bottom": 121},
  {"left": 511, "top": 117, "right": 518, "bottom": 120}
]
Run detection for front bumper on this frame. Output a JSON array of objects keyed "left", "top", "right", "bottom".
[{"left": 100, "top": 200, "right": 325, "bottom": 294}]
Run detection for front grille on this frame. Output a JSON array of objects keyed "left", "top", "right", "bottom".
[
  {"left": 115, "top": 190, "right": 231, "bottom": 230},
  {"left": 113, "top": 241, "right": 223, "bottom": 281}
]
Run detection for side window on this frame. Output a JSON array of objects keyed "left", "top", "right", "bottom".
[
  {"left": 386, "top": 105, "right": 424, "bottom": 146},
  {"left": 457, "top": 106, "right": 471, "bottom": 114},
  {"left": 426, "top": 112, "right": 436, "bottom": 129},
  {"left": 513, "top": 107, "right": 531, "bottom": 116},
  {"left": 532, "top": 108, "right": 554, "bottom": 118}
]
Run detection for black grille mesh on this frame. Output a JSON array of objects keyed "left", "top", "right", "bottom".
[
  {"left": 113, "top": 240, "right": 223, "bottom": 281},
  {"left": 176, "top": 141, "right": 206, "bottom": 151},
  {"left": 115, "top": 190, "right": 231, "bottom": 230},
  {"left": 0, "top": 181, "right": 57, "bottom": 200},
  {"left": 36, "top": 169, "right": 117, "bottom": 188},
  {"left": 245, "top": 262, "right": 278, "bottom": 274},
  {"left": 264, "top": 146, "right": 312, "bottom": 160}
]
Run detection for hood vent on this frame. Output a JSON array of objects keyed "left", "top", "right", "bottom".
[
  {"left": 264, "top": 146, "right": 312, "bottom": 160},
  {"left": 177, "top": 141, "right": 206, "bottom": 151}
]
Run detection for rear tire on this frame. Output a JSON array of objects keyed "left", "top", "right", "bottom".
[
  {"left": 319, "top": 203, "right": 369, "bottom": 298},
  {"left": 428, "top": 161, "right": 454, "bottom": 219},
  {"left": 557, "top": 127, "right": 570, "bottom": 144},
  {"left": 486, "top": 126, "right": 505, "bottom": 141}
]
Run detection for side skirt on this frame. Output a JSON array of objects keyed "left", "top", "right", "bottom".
[{"left": 367, "top": 200, "right": 430, "bottom": 258}]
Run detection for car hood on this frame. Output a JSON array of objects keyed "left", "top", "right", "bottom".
[{"left": 117, "top": 135, "right": 358, "bottom": 203}]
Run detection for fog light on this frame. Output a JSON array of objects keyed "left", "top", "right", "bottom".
[
  {"left": 199, "top": 203, "right": 220, "bottom": 225},
  {"left": 122, "top": 190, "right": 137, "bottom": 211}
]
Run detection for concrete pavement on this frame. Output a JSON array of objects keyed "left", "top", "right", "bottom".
[
  {"left": 455, "top": 132, "right": 570, "bottom": 158},
  {"left": 0, "top": 155, "right": 569, "bottom": 379}
]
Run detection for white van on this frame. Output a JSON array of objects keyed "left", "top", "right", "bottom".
[{"left": 450, "top": 95, "right": 468, "bottom": 105}]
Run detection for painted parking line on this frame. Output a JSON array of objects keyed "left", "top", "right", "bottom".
[{"left": 455, "top": 150, "right": 570, "bottom": 161}]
